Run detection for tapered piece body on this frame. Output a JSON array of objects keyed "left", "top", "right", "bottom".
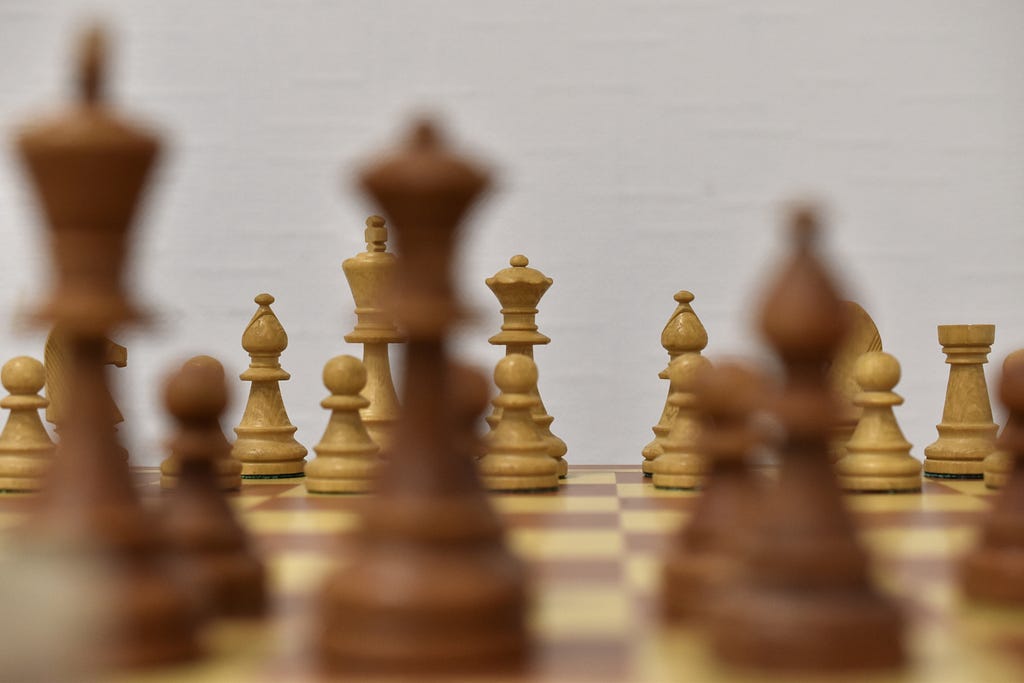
[
  {"left": 452, "top": 363, "right": 491, "bottom": 461},
  {"left": 318, "top": 121, "right": 528, "bottom": 674},
  {"left": 305, "top": 355, "right": 379, "bottom": 493},
  {"left": 14, "top": 26, "right": 199, "bottom": 668},
  {"left": 232, "top": 293, "right": 307, "bottom": 478},
  {"left": 711, "top": 206, "right": 904, "bottom": 672},
  {"left": 662, "top": 362, "right": 762, "bottom": 619},
  {"left": 161, "top": 357, "right": 266, "bottom": 618},
  {"left": 651, "top": 354, "right": 710, "bottom": 490},
  {"left": 486, "top": 255, "right": 567, "bottom": 476},
  {"left": 479, "top": 354, "right": 559, "bottom": 492},
  {"left": 342, "top": 215, "right": 403, "bottom": 450},
  {"left": 836, "top": 352, "right": 921, "bottom": 492},
  {"left": 829, "top": 301, "right": 883, "bottom": 461},
  {"left": 161, "top": 356, "right": 242, "bottom": 491},
  {"left": 961, "top": 349, "right": 1024, "bottom": 603},
  {"left": 642, "top": 291, "right": 708, "bottom": 476},
  {"left": 924, "top": 325, "right": 998, "bottom": 478},
  {"left": 0, "top": 357, "right": 54, "bottom": 491}
]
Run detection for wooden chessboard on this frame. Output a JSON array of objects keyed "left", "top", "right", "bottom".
[{"left": 5, "top": 465, "right": 1024, "bottom": 682}]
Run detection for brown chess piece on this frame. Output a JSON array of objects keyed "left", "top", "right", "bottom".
[
  {"left": 711, "top": 205, "right": 904, "bottom": 672},
  {"left": 650, "top": 354, "right": 711, "bottom": 490},
  {"left": 14, "top": 26, "right": 199, "bottom": 668},
  {"left": 642, "top": 291, "right": 708, "bottom": 476},
  {"left": 960, "top": 348, "right": 1024, "bottom": 603},
  {"left": 160, "top": 356, "right": 266, "bottom": 618},
  {"left": 451, "top": 362, "right": 490, "bottom": 461},
  {"left": 232, "top": 293, "right": 308, "bottom": 478},
  {"left": 304, "top": 355, "right": 380, "bottom": 493},
  {"left": 662, "top": 361, "right": 763, "bottom": 620},
  {"left": 486, "top": 255, "right": 567, "bottom": 476},
  {"left": 342, "top": 215, "right": 404, "bottom": 450},
  {"left": 828, "top": 301, "right": 883, "bottom": 461},
  {"left": 317, "top": 120, "right": 529, "bottom": 674},
  {"left": 161, "top": 356, "right": 242, "bottom": 491},
  {"left": 0, "top": 356, "right": 55, "bottom": 491}
]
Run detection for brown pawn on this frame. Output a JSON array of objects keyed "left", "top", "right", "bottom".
[
  {"left": 451, "top": 363, "right": 491, "bottom": 461},
  {"left": 15, "top": 26, "right": 200, "bottom": 668},
  {"left": 711, "top": 205, "right": 904, "bottom": 672},
  {"left": 835, "top": 352, "right": 921, "bottom": 492},
  {"left": 160, "top": 356, "right": 242, "bottom": 490},
  {"left": 479, "top": 354, "right": 560, "bottom": 492},
  {"left": 304, "top": 356, "right": 380, "bottom": 493},
  {"left": 160, "top": 357, "right": 266, "bottom": 618},
  {"left": 650, "top": 354, "right": 711, "bottom": 490},
  {"left": 642, "top": 291, "right": 708, "bottom": 476},
  {"left": 662, "top": 362, "right": 762, "bottom": 620},
  {"left": 342, "top": 215, "right": 404, "bottom": 450},
  {"left": 0, "top": 357, "right": 54, "bottom": 491},
  {"left": 318, "top": 120, "right": 528, "bottom": 674},
  {"left": 486, "top": 255, "right": 567, "bottom": 476},
  {"left": 232, "top": 293, "right": 308, "bottom": 478},
  {"left": 961, "top": 349, "right": 1024, "bottom": 602}
]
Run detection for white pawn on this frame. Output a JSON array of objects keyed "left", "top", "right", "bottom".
[
  {"left": 479, "top": 354, "right": 559, "bottom": 492},
  {"left": 305, "top": 356, "right": 380, "bottom": 493},
  {"left": 651, "top": 354, "right": 711, "bottom": 490},
  {"left": 836, "top": 352, "right": 921, "bottom": 492},
  {"left": 0, "top": 357, "right": 54, "bottom": 492}
]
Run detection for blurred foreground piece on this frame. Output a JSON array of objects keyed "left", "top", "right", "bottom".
[
  {"left": 711, "top": 206, "right": 904, "bottom": 671},
  {"left": 960, "top": 349, "right": 1024, "bottom": 603},
  {"left": 317, "top": 121, "right": 529, "bottom": 673},
  {"left": 651, "top": 354, "right": 710, "bottom": 490},
  {"left": 0, "top": 357, "right": 54, "bottom": 491},
  {"left": 835, "top": 352, "right": 921, "bottom": 492},
  {"left": 661, "top": 361, "right": 761, "bottom": 619},
  {"left": 341, "top": 215, "right": 403, "bottom": 450},
  {"left": 161, "top": 356, "right": 266, "bottom": 618},
  {"left": 232, "top": 293, "right": 307, "bottom": 478},
  {"left": 304, "top": 355, "right": 379, "bottom": 493},
  {"left": 479, "top": 354, "right": 559, "bottom": 492},
  {"left": 642, "top": 291, "right": 708, "bottom": 476},
  {"left": 487, "top": 255, "right": 567, "bottom": 476},
  {"left": 14, "top": 26, "right": 199, "bottom": 668},
  {"left": 452, "top": 363, "right": 490, "bottom": 461},
  {"left": 923, "top": 324, "right": 998, "bottom": 478},
  {"left": 828, "top": 301, "right": 882, "bottom": 460}
]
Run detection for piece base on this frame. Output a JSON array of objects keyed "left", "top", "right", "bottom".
[{"left": 241, "top": 472, "right": 306, "bottom": 480}]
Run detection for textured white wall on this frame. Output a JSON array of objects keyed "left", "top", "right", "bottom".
[{"left": 0, "top": 1, "right": 1022, "bottom": 468}]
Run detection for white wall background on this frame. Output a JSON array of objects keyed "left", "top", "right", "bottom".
[{"left": 0, "top": 0, "right": 1022, "bottom": 467}]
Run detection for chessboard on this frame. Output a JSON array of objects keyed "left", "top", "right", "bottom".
[{"left": 0, "top": 465, "right": 1018, "bottom": 683}]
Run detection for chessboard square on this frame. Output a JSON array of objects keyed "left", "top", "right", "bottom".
[
  {"left": 510, "top": 528, "right": 623, "bottom": 560},
  {"left": 244, "top": 510, "right": 359, "bottom": 534},
  {"left": 0, "top": 511, "right": 26, "bottom": 531},
  {"left": 267, "top": 553, "right": 337, "bottom": 595},
  {"left": 624, "top": 554, "right": 660, "bottom": 594},
  {"left": 863, "top": 525, "right": 979, "bottom": 559},
  {"left": 493, "top": 495, "right": 620, "bottom": 514},
  {"left": 616, "top": 483, "right": 700, "bottom": 499},
  {"left": 531, "top": 583, "right": 631, "bottom": 638},
  {"left": 932, "top": 479, "right": 996, "bottom": 497},
  {"left": 846, "top": 493, "right": 990, "bottom": 514},
  {"left": 620, "top": 509, "right": 686, "bottom": 534},
  {"left": 562, "top": 470, "right": 618, "bottom": 486}
]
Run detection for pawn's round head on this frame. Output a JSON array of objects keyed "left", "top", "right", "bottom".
[
  {"left": 183, "top": 354, "right": 225, "bottom": 380},
  {"left": 999, "top": 349, "right": 1024, "bottom": 413},
  {"left": 855, "top": 351, "right": 900, "bottom": 392},
  {"left": 323, "top": 355, "right": 367, "bottom": 396},
  {"left": 165, "top": 358, "right": 228, "bottom": 421},
  {"left": 667, "top": 354, "right": 711, "bottom": 392},
  {"left": 1, "top": 356, "right": 44, "bottom": 395},
  {"left": 494, "top": 354, "right": 538, "bottom": 395}
]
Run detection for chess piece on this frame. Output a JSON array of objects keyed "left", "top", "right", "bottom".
[
  {"left": 650, "top": 354, "right": 711, "bottom": 490},
  {"left": 318, "top": 120, "right": 528, "bottom": 674},
  {"left": 642, "top": 291, "right": 708, "bottom": 476},
  {"left": 232, "top": 293, "right": 307, "bottom": 478},
  {"left": 961, "top": 349, "right": 1024, "bottom": 603},
  {"left": 662, "top": 361, "right": 762, "bottom": 620},
  {"left": 835, "top": 352, "right": 921, "bottom": 492},
  {"left": 828, "top": 301, "right": 883, "bottom": 461},
  {"left": 160, "top": 356, "right": 242, "bottom": 491},
  {"left": 451, "top": 362, "right": 490, "bottom": 461},
  {"left": 0, "top": 356, "right": 54, "bottom": 491},
  {"left": 486, "top": 255, "right": 567, "bottom": 477},
  {"left": 923, "top": 325, "right": 998, "bottom": 478},
  {"left": 160, "top": 356, "right": 266, "bottom": 618},
  {"left": 15, "top": 25, "right": 199, "bottom": 667},
  {"left": 711, "top": 205, "right": 904, "bottom": 672},
  {"left": 479, "top": 354, "right": 560, "bottom": 492},
  {"left": 304, "top": 355, "right": 379, "bottom": 493},
  {"left": 342, "top": 215, "right": 403, "bottom": 450},
  {"left": 984, "top": 355, "right": 1018, "bottom": 490}
]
